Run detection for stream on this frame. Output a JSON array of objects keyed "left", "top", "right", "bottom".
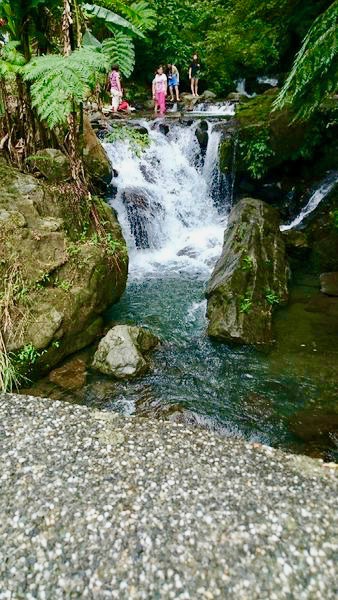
[
  {"left": 25, "top": 118, "right": 338, "bottom": 460},
  {"left": 102, "top": 119, "right": 338, "bottom": 460}
]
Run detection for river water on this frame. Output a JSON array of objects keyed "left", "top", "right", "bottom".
[
  {"left": 23, "top": 118, "right": 338, "bottom": 460},
  {"left": 101, "top": 120, "right": 338, "bottom": 460}
]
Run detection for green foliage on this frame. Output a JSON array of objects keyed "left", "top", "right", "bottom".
[
  {"left": 0, "top": 341, "right": 47, "bottom": 392},
  {"left": 83, "top": 2, "right": 145, "bottom": 38},
  {"left": 102, "top": 32, "right": 135, "bottom": 77},
  {"left": 330, "top": 209, "right": 338, "bottom": 230},
  {"left": 274, "top": 1, "right": 338, "bottom": 121},
  {"left": 0, "top": 342, "right": 23, "bottom": 392},
  {"left": 239, "top": 130, "right": 274, "bottom": 180},
  {"left": 0, "top": 41, "right": 26, "bottom": 80},
  {"left": 241, "top": 254, "right": 253, "bottom": 272},
  {"left": 239, "top": 295, "right": 252, "bottom": 314},
  {"left": 23, "top": 47, "right": 109, "bottom": 128},
  {"left": 265, "top": 289, "right": 280, "bottom": 306},
  {"left": 56, "top": 279, "right": 72, "bottom": 292},
  {"left": 105, "top": 124, "right": 150, "bottom": 155},
  {"left": 111, "top": 0, "right": 156, "bottom": 32}
]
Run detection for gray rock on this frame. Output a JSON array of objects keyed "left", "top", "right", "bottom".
[
  {"left": 206, "top": 198, "right": 288, "bottom": 345},
  {"left": 200, "top": 90, "right": 217, "bottom": 100},
  {"left": 320, "top": 272, "right": 338, "bottom": 296},
  {"left": 92, "top": 325, "right": 159, "bottom": 379}
]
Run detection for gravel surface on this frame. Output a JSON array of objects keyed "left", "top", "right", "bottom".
[{"left": 0, "top": 393, "right": 337, "bottom": 600}]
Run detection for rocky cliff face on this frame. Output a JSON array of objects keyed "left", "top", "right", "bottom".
[
  {"left": 0, "top": 157, "right": 127, "bottom": 375},
  {"left": 206, "top": 198, "right": 288, "bottom": 345}
]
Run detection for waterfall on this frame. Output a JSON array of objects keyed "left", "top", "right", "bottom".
[
  {"left": 191, "top": 102, "right": 235, "bottom": 117},
  {"left": 104, "top": 120, "right": 231, "bottom": 279},
  {"left": 235, "top": 79, "right": 254, "bottom": 98},
  {"left": 280, "top": 171, "right": 338, "bottom": 231}
]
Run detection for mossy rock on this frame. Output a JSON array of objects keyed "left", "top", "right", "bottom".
[
  {"left": 83, "top": 114, "right": 112, "bottom": 188},
  {"left": 31, "top": 148, "right": 71, "bottom": 182},
  {"left": 0, "top": 157, "right": 128, "bottom": 377},
  {"left": 219, "top": 137, "right": 233, "bottom": 173},
  {"left": 206, "top": 198, "right": 288, "bottom": 345}
]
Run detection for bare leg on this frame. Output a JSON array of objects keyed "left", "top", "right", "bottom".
[
  {"left": 195, "top": 79, "right": 199, "bottom": 96},
  {"left": 175, "top": 85, "right": 180, "bottom": 101},
  {"left": 169, "top": 85, "right": 174, "bottom": 101},
  {"left": 191, "top": 78, "right": 195, "bottom": 96}
]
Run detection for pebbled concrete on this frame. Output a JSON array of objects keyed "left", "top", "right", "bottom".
[{"left": 0, "top": 393, "right": 337, "bottom": 599}]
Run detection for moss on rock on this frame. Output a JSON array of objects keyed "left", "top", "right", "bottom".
[
  {"left": 0, "top": 157, "right": 128, "bottom": 378},
  {"left": 206, "top": 198, "right": 288, "bottom": 345}
]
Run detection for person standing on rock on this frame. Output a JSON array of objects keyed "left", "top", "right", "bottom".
[
  {"left": 189, "top": 53, "right": 201, "bottom": 97},
  {"left": 167, "top": 64, "right": 180, "bottom": 102},
  {"left": 109, "top": 65, "right": 122, "bottom": 113},
  {"left": 152, "top": 65, "right": 167, "bottom": 116}
]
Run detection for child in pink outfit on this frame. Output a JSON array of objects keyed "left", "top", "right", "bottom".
[{"left": 152, "top": 66, "right": 167, "bottom": 116}]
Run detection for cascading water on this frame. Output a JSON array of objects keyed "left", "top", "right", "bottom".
[
  {"left": 99, "top": 118, "right": 338, "bottom": 460},
  {"left": 281, "top": 171, "right": 338, "bottom": 231},
  {"left": 104, "top": 120, "right": 230, "bottom": 278}
]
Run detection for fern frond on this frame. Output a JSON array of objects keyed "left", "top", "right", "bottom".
[
  {"left": 102, "top": 32, "right": 135, "bottom": 77},
  {"left": 23, "top": 47, "right": 109, "bottom": 129},
  {"left": 274, "top": 0, "right": 338, "bottom": 120},
  {"left": 0, "top": 41, "right": 26, "bottom": 79},
  {"left": 107, "top": 0, "right": 156, "bottom": 32}
]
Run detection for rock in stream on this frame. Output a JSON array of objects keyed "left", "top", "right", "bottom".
[{"left": 206, "top": 198, "right": 288, "bottom": 345}]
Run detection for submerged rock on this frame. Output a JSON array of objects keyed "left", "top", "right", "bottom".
[
  {"left": 49, "top": 357, "right": 87, "bottom": 391},
  {"left": 320, "top": 272, "right": 338, "bottom": 296},
  {"left": 206, "top": 198, "right": 288, "bottom": 345},
  {"left": 92, "top": 325, "right": 159, "bottom": 379}
]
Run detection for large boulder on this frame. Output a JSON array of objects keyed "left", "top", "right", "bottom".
[
  {"left": 206, "top": 198, "right": 288, "bottom": 345},
  {"left": 0, "top": 158, "right": 128, "bottom": 376},
  {"left": 92, "top": 325, "right": 159, "bottom": 379},
  {"left": 83, "top": 114, "right": 112, "bottom": 188}
]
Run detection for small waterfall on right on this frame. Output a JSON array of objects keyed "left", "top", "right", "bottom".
[{"left": 281, "top": 171, "right": 338, "bottom": 231}]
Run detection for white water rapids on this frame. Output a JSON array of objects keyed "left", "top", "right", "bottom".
[
  {"left": 104, "top": 120, "right": 231, "bottom": 279},
  {"left": 104, "top": 120, "right": 337, "bottom": 279}
]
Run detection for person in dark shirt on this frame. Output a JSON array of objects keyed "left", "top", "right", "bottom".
[{"left": 189, "top": 53, "right": 201, "bottom": 97}]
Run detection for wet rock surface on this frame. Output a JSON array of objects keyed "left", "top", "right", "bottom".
[
  {"left": 206, "top": 198, "right": 288, "bottom": 345},
  {"left": 0, "top": 394, "right": 337, "bottom": 599},
  {"left": 92, "top": 325, "right": 159, "bottom": 379}
]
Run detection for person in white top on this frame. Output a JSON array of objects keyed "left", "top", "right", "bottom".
[{"left": 152, "top": 66, "right": 167, "bottom": 116}]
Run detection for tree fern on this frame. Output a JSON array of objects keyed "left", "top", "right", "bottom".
[
  {"left": 23, "top": 47, "right": 109, "bottom": 128},
  {"left": 274, "top": 0, "right": 338, "bottom": 120},
  {"left": 102, "top": 32, "right": 135, "bottom": 77},
  {"left": 83, "top": 2, "right": 145, "bottom": 38},
  {"left": 0, "top": 41, "right": 26, "bottom": 79},
  {"left": 108, "top": 0, "right": 156, "bottom": 32}
]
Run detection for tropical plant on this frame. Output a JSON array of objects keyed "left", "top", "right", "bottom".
[
  {"left": 83, "top": 2, "right": 146, "bottom": 38},
  {"left": 102, "top": 32, "right": 135, "bottom": 77},
  {"left": 274, "top": 0, "right": 338, "bottom": 120},
  {"left": 23, "top": 46, "right": 109, "bottom": 128}
]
